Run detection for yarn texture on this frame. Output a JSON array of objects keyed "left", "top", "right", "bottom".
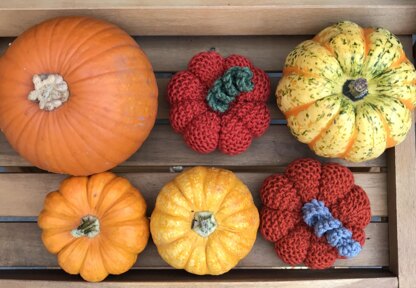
[
  {"left": 302, "top": 199, "right": 361, "bottom": 258},
  {"left": 167, "top": 51, "right": 271, "bottom": 155},
  {"left": 260, "top": 158, "right": 371, "bottom": 269}
]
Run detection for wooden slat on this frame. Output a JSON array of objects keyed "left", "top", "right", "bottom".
[
  {"left": 1, "top": 0, "right": 414, "bottom": 8},
  {"left": 0, "top": 172, "right": 387, "bottom": 217},
  {"left": 0, "top": 1, "right": 414, "bottom": 36},
  {"left": 0, "top": 223, "right": 388, "bottom": 268},
  {"left": 0, "top": 125, "right": 387, "bottom": 168},
  {"left": 0, "top": 274, "right": 398, "bottom": 288},
  {"left": 0, "top": 279, "right": 398, "bottom": 288},
  {"left": 0, "top": 269, "right": 398, "bottom": 288},
  {"left": 0, "top": 36, "right": 412, "bottom": 72},
  {"left": 387, "top": 116, "right": 416, "bottom": 288},
  {"left": 140, "top": 36, "right": 414, "bottom": 72}
]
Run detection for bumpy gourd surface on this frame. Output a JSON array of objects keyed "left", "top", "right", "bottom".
[
  {"left": 150, "top": 166, "right": 259, "bottom": 275},
  {"left": 277, "top": 21, "right": 416, "bottom": 162}
]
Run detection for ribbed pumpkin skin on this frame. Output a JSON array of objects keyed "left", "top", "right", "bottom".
[
  {"left": 150, "top": 166, "right": 259, "bottom": 275},
  {"left": 277, "top": 21, "right": 416, "bottom": 162},
  {"left": 0, "top": 16, "right": 158, "bottom": 175},
  {"left": 38, "top": 172, "right": 149, "bottom": 282}
]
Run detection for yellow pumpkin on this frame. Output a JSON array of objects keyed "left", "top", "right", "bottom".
[
  {"left": 38, "top": 172, "right": 149, "bottom": 282},
  {"left": 150, "top": 166, "right": 259, "bottom": 275},
  {"left": 276, "top": 21, "right": 416, "bottom": 162}
]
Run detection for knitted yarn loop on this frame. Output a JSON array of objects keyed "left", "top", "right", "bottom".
[
  {"left": 302, "top": 199, "right": 362, "bottom": 258},
  {"left": 206, "top": 66, "right": 254, "bottom": 113}
]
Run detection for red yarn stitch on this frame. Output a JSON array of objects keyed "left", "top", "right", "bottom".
[
  {"left": 260, "top": 158, "right": 372, "bottom": 269},
  {"left": 167, "top": 51, "right": 271, "bottom": 155}
]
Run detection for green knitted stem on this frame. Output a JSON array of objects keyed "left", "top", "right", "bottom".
[{"left": 206, "top": 66, "right": 254, "bottom": 113}]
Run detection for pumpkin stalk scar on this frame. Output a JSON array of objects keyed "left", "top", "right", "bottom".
[
  {"left": 28, "top": 74, "right": 69, "bottom": 111},
  {"left": 192, "top": 211, "right": 217, "bottom": 237},
  {"left": 343, "top": 78, "right": 368, "bottom": 101},
  {"left": 71, "top": 215, "right": 100, "bottom": 238}
]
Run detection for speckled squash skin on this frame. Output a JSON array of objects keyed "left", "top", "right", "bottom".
[
  {"left": 276, "top": 21, "right": 416, "bottom": 162},
  {"left": 150, "top": 166, "right": 259, "bottom": 275}
]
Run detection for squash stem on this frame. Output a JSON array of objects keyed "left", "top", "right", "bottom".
[
  {"left": 192, "top": 211, "right": 217, "bottom": 237},
  {"left": 342, "top": 78, "right": 368, "bottom": 101},
  {"left": 28, "top": 73, "right": 69, "bottom": 111},
  {"left": 71, "top": 215, "right": 100, "bottom": 238}
]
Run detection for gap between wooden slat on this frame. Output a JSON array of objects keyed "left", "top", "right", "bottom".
[
  {"left": 0, "top": 269, "right": 398, "bottom": 288},
  {"left": 0, "top": 125, "right": 387, "bottom": 168},
  {"left": 0, "top": 222, "right": 388, "bottom": 268},
  {"left": 0, "top": 172, "right": 387, "bottom": 217},
  {"left": 0, "top": 36, "right": 412, "bottom": 71},
  {"left": 0, "top": 217, "right": 387, "bottom": 224}
]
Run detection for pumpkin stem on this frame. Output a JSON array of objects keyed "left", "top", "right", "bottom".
[
  {"left": 28, "top": 74, "right": 69, "bottom": 111},
  {"left": 342, "top": 78, "right": 368, "bottom": 101},
  {"left": 71, "top": 215, "right": 100, "bottom": 238},
  {"left": 192, "top": 211, "right": 217, "bottom": 237}
]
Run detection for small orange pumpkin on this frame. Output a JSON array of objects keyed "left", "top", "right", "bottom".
[
  {"left": 0, "top": 16, "right": 158, "bottom": 175},
  {"left": 150, "top": 166, "right": 259, "bottom": 275},
  {"left": 38, "top": 172, "right": 149, "bottom": 282}
]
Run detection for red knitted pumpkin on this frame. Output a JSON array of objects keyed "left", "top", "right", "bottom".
[
  {"left": 260, "top": 158, "right": 371, "bottom": 269},
  {"left": 167, "top": 51, "right": 270, "bottom": 155}
]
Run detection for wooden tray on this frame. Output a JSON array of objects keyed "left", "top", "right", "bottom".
[{"left": 0, "top": 1, "right": 415, "bottom": 287}]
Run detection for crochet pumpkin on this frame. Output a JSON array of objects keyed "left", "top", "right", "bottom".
[
  {"left": 168, "top": 51, "right": 270, "bottom": 155},
  {"left": 260, "top": 158, "right": 371, "bottom": 269}
]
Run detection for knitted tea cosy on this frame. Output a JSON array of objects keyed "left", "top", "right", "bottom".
[
  {"left": 167, "top": 51, "right": 271, "bottom": 155},
  {"left": 260, "top": 158, "right": 371, "bottom": 269}
]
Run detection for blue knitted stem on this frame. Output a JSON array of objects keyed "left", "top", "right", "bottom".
[
  {"left": 206, "top": 66, "right": 254, "bottom": 113},
  {"left": 302, "top": 199, "right": 362, "bottom": 258}
]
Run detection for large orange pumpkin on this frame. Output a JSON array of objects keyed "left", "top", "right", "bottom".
[
  {"left": 0, "top": 16, "right": 158, "bottom": 175},
  {"left": 38, "top": 172, "right": 149, "bottom": 282}
]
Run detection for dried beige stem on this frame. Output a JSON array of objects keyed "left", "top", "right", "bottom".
[{"left": 28, "top": 74, "right": 69, "bottom": 111}]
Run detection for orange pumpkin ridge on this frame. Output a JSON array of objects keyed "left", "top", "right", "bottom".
[
  {"left": 312, "top": 36, "right": 336, "bottom": 58},
  {"left": 338, "top": 127, "right": 358, "bottom": 158},
  {"left": 283, "top": 101, "right": 316, "bottom": 118},
  {"left": 283, "top": 66, "right": 320, "bottom": 78},
  {"left": 362, "top": 28, "right": 374, "bottom": 57},
  {"left": 308, "top": 108, "right": 341, "bottom": 149},
  {"left": 375, "top": 109, "right": 396, "bottom": 148},
  {"left": 389, "top": 49, "right": 407, "bottom": 70},
  {"left": 399, "top": 98, "right": 415, "bottom": 110}
]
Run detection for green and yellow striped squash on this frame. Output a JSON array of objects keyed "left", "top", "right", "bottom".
[{"left": 276, "top": 21, "right": 416, "bottom": 162}]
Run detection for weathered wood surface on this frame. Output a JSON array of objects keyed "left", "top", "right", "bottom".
[
  {"left": 0, "top": 1, "right": 414, "bottom": 36},
  {"left": 0, "top": 277, "right": 398, "bottom": 288},
  {"left": 0, "top": 8, "right": 412, "bottom": 287},
  {"left": 0, "top": 172, "right": 387, "bottom": 217},
  {"left": 387, "top": 117, "right": 416, "bottom": 288},
  {"left": 0, "top": 269, "right": 399, "bottom": 288},
  {"left": 0, "top": 125, "right": 387, "bottom": 168},
  {"left": 0, "top": 223, "right": 388, "bottom": 268},
  {"left": 0, "top": 36, "right": 412, "bottom": 72}
]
